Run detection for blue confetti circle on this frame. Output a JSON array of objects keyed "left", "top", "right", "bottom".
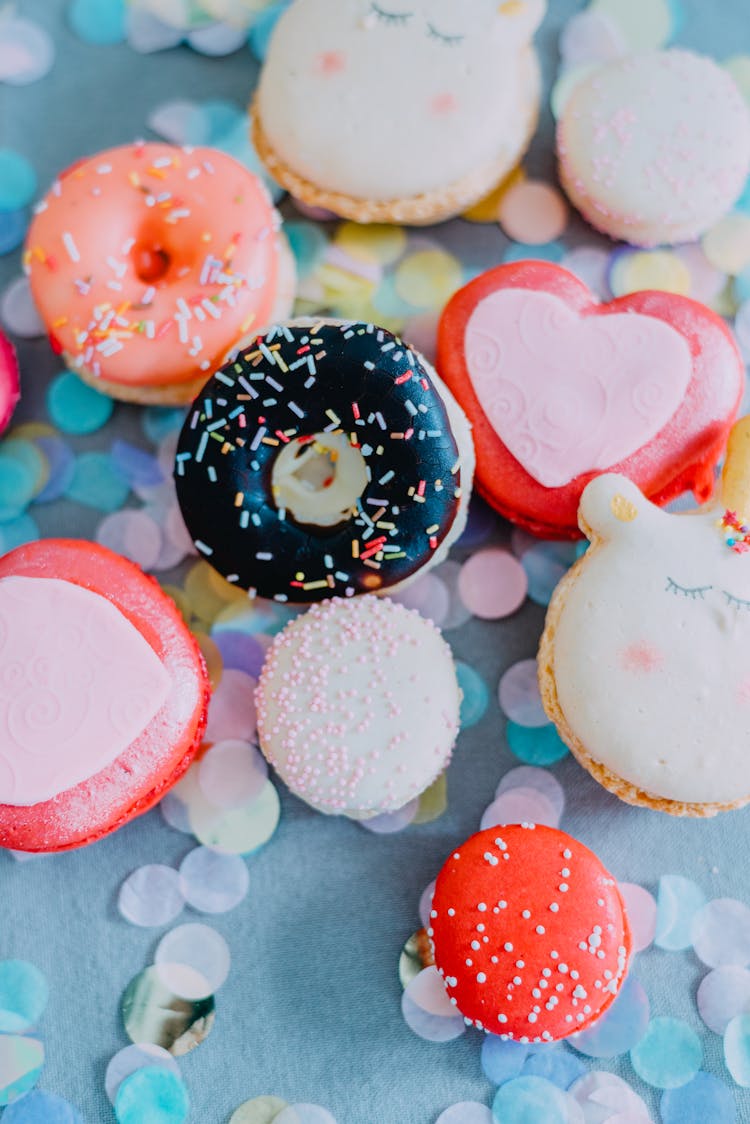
[
  {"left": 502, "top": 241, "right": 565, "bottom": 264},
  {"left": 0, "top": 961, "right": 49, "bottom": 1034},
  {"left": 491, "top": 1076, "right": 574, "bottom": 1124},
  {"left": 68, "top": 0, "right": 126, "bottom": 44},
  {"left": 110, "top": 441, "right": 164, "bottom": 489},
  {"left": 212, "top": 630, "right": 266, "bottom": 679},
  {"left": 457, "top": 496, "right": 495, "bottom": 548},
  {"left": 569, "top": 975, "right": 650, "bottom": 1059},
  {"left": 2, "top": 1090, "right": 83, "bottom": 1123},
  {"left": 286, "top": 222, "right": 329, "bottom": 280},
  {"left": 115, "top": 1067, "right": 189, "bottom": 1124},
  {"left": 32, "top": 436, "right": 76, "bottom": 504},
  {"left": 506, "top": 722, "right": 568, "bottom": 766},
  {"left": 65, "top": 451, "right": 129, "bottom": 512},
  {"left": 47, "top": 372, "right": 114, "bottom": 435},
  {"left": 521, "top": 1046, "right": 587, "bottom": 1090},
  {"left": 0, "top": 208, "right": 29, "bottom": 256},
  {"left": 630, "top": 1016, "right": 702, "bottom": 1089},
  {"left": 0, "top": 514, "right": 40, "bottom": 552},
  {"left": 248, "top": 2, "right": 292, "bottom": 61},
  {"left": 142, "top": 406, "right": 187, "bottom": 445},
  {"left": 660, "top": 1072, "right": 735, "bottom": 1124},
  {"left": 480, "top": 1035, "right": 527, "bottom": 1085},
  {"left": 0, "top": 151, "right": 37, "bottom": 211},
  {"left": 654, "top": 875, "right": 707, "bottom": 952},
  {"left": 455, "top": 662, "right": 490, "bottom": 728},
  {"left": 521, "top": 542, "right": 576, "bottom": 606}
]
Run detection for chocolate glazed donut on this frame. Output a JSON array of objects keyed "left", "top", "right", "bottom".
[{"left": 174, "top": 321, "right": 464, "bottom": 602}]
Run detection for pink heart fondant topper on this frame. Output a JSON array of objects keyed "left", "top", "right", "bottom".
[
  {"left": 464, "top": 288, "right": 692, "bottom": 488},
  {"left": 436, "top": 261, "right": 744, "bottom": 538}
]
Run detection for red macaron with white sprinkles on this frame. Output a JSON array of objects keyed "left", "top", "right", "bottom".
[{"left": 429, "top": 824, "right": 631, "bottom": 1043}]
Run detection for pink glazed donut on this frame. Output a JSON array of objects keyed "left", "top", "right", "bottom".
[
  {"left": 0, "top": 329, "right": 20, "bottom": 435},
  {"left": 24, "top": 142, "right": 296, "bottom": 405}
]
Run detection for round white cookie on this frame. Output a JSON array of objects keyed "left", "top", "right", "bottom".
[
  {"left": 255, "top": 596, "right": 461, "bottom": 818},
  {"left": 557, "top": 49, "right": 750, "bottom": 247},
  {"left": 255, "top": 0, "right": 545, "bottom": 209}
]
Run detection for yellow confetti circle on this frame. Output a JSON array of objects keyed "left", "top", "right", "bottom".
[
  {"left": 334, "top": 222, "right": 407, "bottom": 265},
  {"left": 394, "top": 249, "right": 463, "bottom": 311},
  {"left": 609, "top": 249, "right": 691, "bottom": 297},
  {"left": 725, "top": 55, "right": 750, "bottom": 104},
  {"left": 193, "top": 630, "right": 223, "bottom": 690},
  {"left": 462, "top": 166, "right": 525, "bottom": 223},
  {"left": 229, "top": 1096, "right": 289, "bottom": 1124},
  {"left": 160, "top": 583, "right": 193, "bottom": 624},
  {"left": 185, "top": 561, "right": 243, "bottom": 627},
  {"left": 4, "top": 422, "right": 55, "bottom": 441},
  {"left": 550, "top": 63, "right": 601, "bottom": 120},
  {"left": 702, "top": 212, "right": 750, "bottom": 276}
]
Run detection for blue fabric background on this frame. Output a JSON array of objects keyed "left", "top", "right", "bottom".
[{"left": 2, "top": 1, "right": 750, "bottom": 1121}]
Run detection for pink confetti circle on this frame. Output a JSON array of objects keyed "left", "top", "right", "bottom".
[
  {"left": 205, "top": 669, "right": 257, "bottom": 743},
  {"left": 96, "top": 509, "right": 163, "bottom": 571},
  {"left": 697, "top": 966, "right": 750, "bottom": 1034},
  {"left": 692, "top": 898, "right": 750, "bottom": 967},
  {"left": 198, "top": 739, "right": 268, "bottom": 809},
  {"left": 419, "top": 881, "right": 436, "bottom": 930},
  {"left": 499, "top": 181, "right": 569, "bottom": 245},
  {"left": 391, "top": 572, "right": 450, "bottom": 627},
  {"left": 495, "top": 766, "right": 565, "bottom": 822},
  {"left": 619, "top": 883, "right": 657, "bottom": 954},
  {"left": 498, "top": 659, "right": 548, "bottom": 727},
  {"left": 480, "top": 786, "right": 560, "bottom": 830},
  {"left": 457, "top": 549, "right": 528, "bottom": 620},
  {"left": 360, "top": 799, "right": 419, "bottom": 834}
]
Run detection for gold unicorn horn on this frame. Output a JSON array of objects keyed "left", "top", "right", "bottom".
[{"left": 722, "top": 416, "right": 750, "bottom": 520}]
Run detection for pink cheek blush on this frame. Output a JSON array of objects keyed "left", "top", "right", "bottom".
[
  {"left": 620, "top": 642, "right": 665, "bottom": 673},
  {"left": 315, "top": 50, "right": 347, "bottom": 76},
  {"left": 431, "top": 93, "right": 458, "bottom": 117},
  {"left": 736, "top": 679, "right": 750, "bottom": 705}
]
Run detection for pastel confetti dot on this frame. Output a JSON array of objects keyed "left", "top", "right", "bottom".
[
  {"left": 457, "top": 496, "right": 496, "bottom": 548},
  {"left": 435, "top": 1105, "right": 493, "bottom": 1124},
  {"left": 697, "top": 966, "right": 750, "bottom": 1035},
  {"left": 155, "top": 923, "right": 230, "bottom": 1000},
  {"left": 501, "top": 240, "right": 565, "bottom": 264},
  {"left": 160, "top": 791, "right": 193, "bottom": 835},
  {"left": 286, "top": 221, "right": 329, "bottom": 279},
  {"left": 498, "top": 659, "right": 548, "bottom": 728},
  {"left": 418, "top": 881, "right": 435, "bottom": 930},
  {"left": 142, "top": 406, "right": 187, "bottom": 446},
  {"left": 726, "top": 55, "right": 750, "bottom": 104},
  {"left": 0, "top": 514, "right": 39, "bottom": 552},
  {"left": 110, "top": 441, "right": 164, "bottom": 489},
  {"left": 96, "top": 509, "right": 163, "bottom": 571},
  {"left": 178, "top": 846, "right": 250, "bottom": 914},
  {"left": 204, "top": 668, "right": 258, "bottom": 743},
  {"left": 335, "top": 222, "right": 407, "bottom": 266},
  {"left": 249, "top": 3, "right": 293, "bottom": 62},
  {"left": 0, "top": 962, "right": 48, "bottom": 1034},
  {"left": 32, "top": 436, "right": 75, "bottom": 503},
  {"left": 126, "top": 8, "right": 184, "bottom": 53},
  {"left": 0, "top": 277, "right": 44, "bottom": 338},
  {"left": 630, "top": 1016, "right": 702, "bottom": 1089},
  {"left": 105, "top": 1044, "right": 180, "bottom": 1105},
  {"left": 198, "top": 739, "right": 268, "bottom": 809},
  {"left": 118, "top": 865, "right": 185, "bottom": 928},
  {"left": 0, "top": 151, "right": 37, "bottom": 211},
  {"left": 480, "top": 785, "right": 560, "bottom": 831},
  {"left": 211, "top": 632, "right": 266, "bottom": 680},
  {"left": 734, "top": 300, "right": 750, "bottom": 363},
  {"left": 230, "top": 1097, "right": 289, "bottom": 1124},
  {"left": 522, "top": 1046, "right": 587, "bottom": 1090},
  {"left": 455, "top": 661, "right": 490, "bottom": 729},
  {"left": 609, "top": 247, "right": 691, "bottom": 297},
  {"left": 498, "top": 181, "right": 569, "bottom": 244},
  {"left": 618, "top": 882, "right": 657, "bottom": 953},
  {"left": 46, "top": 372, "right": 114, "bottom": 435},
  {"left": 0, "top": 450, "right": 36, "bottom": 519},
  {"left": 660, "top": 1072, "right": 735, "bottom": 1124},
  {"left": 187, "top": 23, "right": 248, "bottom": 55},
  {"left": 725, "top": 1013, "right": 750, "bottom": 1086},
  {"left": 392, "top": 572, "right": 450, "bottom": 628},
  {"left": 0, "top": 1035, "right": 44, "bottom": 1106},
  {"left": 401, "top": 967, "right": 466, "bottom": 1042},
  {"left": 0, "top": 18, "right": 55, "bottom": 86},
  {"left": 394, "top": 250, "right": 463, "bottom": 311},
  {"left": 675, "top": 242, "right": 727, "bottom": 305},
  {"left": 274, "top": 1106, "right": 337, "bottom": 1124},
  {"left": 654, "top": 874, "right": 707, "bottom": 951},
  {"left": 114, "top": 1067, "right": 189, "bottom": 1124},
  {"left": 185, "top": 99, "right": 244, "bottom": 146},
  {"left": 570, "top": 975, "right": 650, "bottom": 1059},
  {"left": 2, "top": 1091, "right": 82, "bottom": 1122},
  {"left": 496, "top": 766, "right": 565, "bottom": 822},
  {"left": 360, "top": 799, "right": 419, "bottom": 835},
  {"left": 480, "top": 1035, "right": 528, "bottom": 1085},
  {"left": 703, "top": 212, "right": 750, "bottom": 275},
  {"left": 550, "top": 64, "right": 599, "bottom": 120},
  {"left": 491, "top": 1076, "right": 578, "bottom": 1124},
  {"left": 591, "top": 0, "right": 674, "bottom": 50},
  {"left": 0, "top": 209, "right": 28, "bottom": 256},
  {"left": 559, "top": 246, "right": 612, "bottom": 300},
  {"left": 69, "top": 0, "right": 126, "bottom": 43},
  {"left": 568, "top": 1071, "right": 653, "bottom": 1120},
  {"left": 691, "top": 898, "right": 750, "bottom": 968},
  {"left": 462, "top": 166, "right": 525, "bottom": 223},
  {"left": 521, "top": 542, "right": 576, "bottom": 606},
  {"left": 457, "top": 549, "right": 528, "bottom": 619},
  {"left": 147, "top": 100, "right": 201, "bottom": 145},
  {"left": 559, "top": 8, "right": 628, "bottom": 68},
  {"left": 189, "top": 778, "right": 281, "bottom": 855},
  {"left": 506, "top": 722, "right": 569, "bottom": 767}
]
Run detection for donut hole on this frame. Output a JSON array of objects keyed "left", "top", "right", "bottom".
[
  {"left": 132, "top": 243, "right": 172, "bottom": 285},
  {"left": 272, "top": 431, "right": 368, "bottom": 529}
]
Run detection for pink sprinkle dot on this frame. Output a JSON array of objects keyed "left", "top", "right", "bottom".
[{"left": 457, "top": 549, "right": 528, "bottom": 620}]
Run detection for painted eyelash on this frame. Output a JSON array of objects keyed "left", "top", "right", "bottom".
[
  {"left": 665, "top": 577, "right": 713, "bottom": 600},
  {"left": 427, "top": 23, "right": 465, "bottom": 45},
  {"left": 724, "top": 591, "right": 750, "bottom": 610},
  {"left": 370, "top": 2, "right": 412, "bottom": 25}
]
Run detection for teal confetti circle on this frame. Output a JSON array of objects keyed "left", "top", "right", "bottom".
[
  {"left": 47, "top": 372, "right": 114, "bottom": 435},
  {"left": 630, "top": 1016, "right": 702, "bottom": 1089},
  {"left": 0, "top": 514, "right": 39, "bottom": 552},
  {"left": 0, "top": 1035, "right": 44, "bottom": 1106},
  {"left": 65, "top": 451, "right": 129, "bottom": 512},
  {"left": 491, "top": 1076, "right": 573, "bottom": 1124},
  {"left": 0, "top": 452, "right": 36, "bottom": 519},
  {"left": 506, "top": 721, "right": 569, "bottom": 766},
  {"left": 0, "top": 152, "right": 37, "bottom": 212},
  {"left": 455, "top": 661, "right": 490, "bottom": 728},
  {"left": 0, "top": 209, "right": 29, "bottom": 256},
  {"left": 115, "top": 1067, "right": 189, "bottom": 1124},
  {"left": 0, "top": 962, "right": 48, "bottom": 1034},
  {"left": 68, "top": 0, "right": 126, "bottom": 44}
]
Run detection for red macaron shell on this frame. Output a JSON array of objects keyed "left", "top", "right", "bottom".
[
  {"left": 436, "top": 261, "right": 743, "bottom": 538},
  {"left": 0, "top": 329, "right": 21, "bottom": 436},
  {"left": 430, "top": 825, "right": 631, "bottom": 1042},
  {"left": 0, "top": 539, "right": 210, "bottom": 852}
]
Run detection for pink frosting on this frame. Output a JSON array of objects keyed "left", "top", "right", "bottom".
[
  {"left": 0, "top": 576, "right": 170, "bottom": 806},
  {"left": 464, "top": 288, "right": 692, "bottom": 487}
]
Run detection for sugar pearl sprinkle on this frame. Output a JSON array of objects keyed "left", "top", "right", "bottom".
[
  {"left": 255, "top": 595, "right": 460, "bottom": 816},
  {"left": 430, "top": 825, "right": 631, "bottom": 1042}
]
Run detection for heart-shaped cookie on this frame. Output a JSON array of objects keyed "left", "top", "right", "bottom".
[{"left": 436, "top": 261, "right": 744, "bottom": 537}]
